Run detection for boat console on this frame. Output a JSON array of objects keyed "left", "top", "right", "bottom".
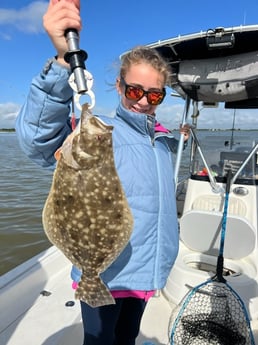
[{"left": 147, "top": 25, "right": 258, "bottom": 320}]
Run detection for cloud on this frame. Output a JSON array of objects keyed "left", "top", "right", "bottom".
[
  {"left": 0, "top": 103, "right": 20, "bottom": 129},
  {"left": 0, "top": 32, "right": 11, "bottom": 40},
  {"left": 0, "top": 1, "right": 48, "bottom": 34},
  {"left": 0, "top": 99, "right": 257, "bottom": 130},
  {"left": 157, "top": 102, "right": 258, "bottom": 130}
]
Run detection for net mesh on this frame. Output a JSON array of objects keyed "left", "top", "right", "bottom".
[{"left": 170, "top": 281, "right": 255, "bottom": 345}]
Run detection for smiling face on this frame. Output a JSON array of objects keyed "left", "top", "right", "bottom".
[{"left": 116, "top": 63, "right": 166, "bottom": 116}]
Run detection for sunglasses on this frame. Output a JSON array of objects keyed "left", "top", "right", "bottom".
[{"left": 120, "top": 78, "right": 166, "bottom": 105}]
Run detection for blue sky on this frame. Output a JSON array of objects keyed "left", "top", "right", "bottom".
[{"left": 1, "top": 0, "right": 258, "bottom": 129}]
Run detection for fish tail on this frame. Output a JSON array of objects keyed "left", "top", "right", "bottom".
[{"left": 75, "top": 275, "right": 115, "bottom": 308}]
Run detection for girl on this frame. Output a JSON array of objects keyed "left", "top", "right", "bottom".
[{"left": 16, "top": 1, "right": 189, "bottom": 344}]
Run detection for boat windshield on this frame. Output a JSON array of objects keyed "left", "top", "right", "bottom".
[{"left": 190, "top": 131, "right": 258, "bottom": 184}]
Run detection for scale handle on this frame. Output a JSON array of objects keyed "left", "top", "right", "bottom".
[{"left": 64, "top": 29, "right": 88, "bottom": 94}]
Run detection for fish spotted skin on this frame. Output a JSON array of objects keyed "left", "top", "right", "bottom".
[{"left": 42, "top": 103, "right": 134, "bottom": 307}]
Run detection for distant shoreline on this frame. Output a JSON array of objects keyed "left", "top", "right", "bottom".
[{"left": 0, "top": 129, "right": 15, "bottom": 132}]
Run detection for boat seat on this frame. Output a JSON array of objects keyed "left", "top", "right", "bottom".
[{"left": 180, "top": 210, "right": 256, "bottom": 259}]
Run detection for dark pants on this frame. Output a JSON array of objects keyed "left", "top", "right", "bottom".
[{"left": 80, "top": 297, "right": 147, "bottom": 345}]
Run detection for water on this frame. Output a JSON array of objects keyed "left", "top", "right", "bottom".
[
  {"left": 0, "top": 133, "right": 53, "bottom": 275},
  {"left": 1, "top": 130, "right": 257, "bottom": 276}
]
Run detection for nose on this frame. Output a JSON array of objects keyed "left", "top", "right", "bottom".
[{"left": 137, "top": 93, "right": 149, "bottom": 106}]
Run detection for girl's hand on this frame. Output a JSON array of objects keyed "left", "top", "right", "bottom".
[
  {"left": 43, "top": 0, "right": 82, "bottom": 66},
  {"left": 180, "top": 123, "right": 191, "bottom": 141}
]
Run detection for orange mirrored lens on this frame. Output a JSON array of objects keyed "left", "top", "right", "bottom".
[
  {"left": 147, "top": 92, "right": 164, "bottom": 105},
  {"left": 126, "top": 86, "right": 144, "bottom": 100}
]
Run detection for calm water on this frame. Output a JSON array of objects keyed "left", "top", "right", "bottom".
[
  {"left": 0, "top": 133, "right": 53, "bottom": 275},
  {"left": 1, "top": 130, "right": 257, "bottom": 276}
]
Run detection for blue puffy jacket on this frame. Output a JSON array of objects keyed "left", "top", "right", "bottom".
[{"left": 16, "top": 58, "right": 180, "bottom": 291}]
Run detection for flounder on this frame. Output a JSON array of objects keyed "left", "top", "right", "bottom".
[{"left": 42, "top": 104, "right": 133, "bottom": 307}]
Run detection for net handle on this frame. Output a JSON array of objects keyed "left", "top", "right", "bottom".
[{"left": 215, "top": 169, "right": 232, "bottom": 282}]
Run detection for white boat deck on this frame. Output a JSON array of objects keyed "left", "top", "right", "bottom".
[{"left": 1, "top": 247, "right": 258, "bottom": 345}]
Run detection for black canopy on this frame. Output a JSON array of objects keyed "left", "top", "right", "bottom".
[{"left": 146, "top": 25, "right": 258, "bottom": 108}]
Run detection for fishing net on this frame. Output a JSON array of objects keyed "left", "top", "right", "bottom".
[{"left": 170, "top": 281, "right": 255, "bottom": 345}]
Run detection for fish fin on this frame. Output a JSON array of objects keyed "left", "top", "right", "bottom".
[
  {"left": 54, "top": 147, "right": 62, "bottom": 161},
  {"left": 75, "top": 275, "right": 115, "bottom": 307}
]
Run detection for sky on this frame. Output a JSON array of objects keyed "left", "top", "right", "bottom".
[{"left": 1, "top": 0, "right": 258, "bottom": 129}]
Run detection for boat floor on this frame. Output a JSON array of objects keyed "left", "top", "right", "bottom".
[{"left": 1, "top": 247, "right": 258, "bottom": 345}]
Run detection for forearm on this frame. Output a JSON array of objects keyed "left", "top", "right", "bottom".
[{"left": 16, "top": 58, "right": 73, "bottom": 168}]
